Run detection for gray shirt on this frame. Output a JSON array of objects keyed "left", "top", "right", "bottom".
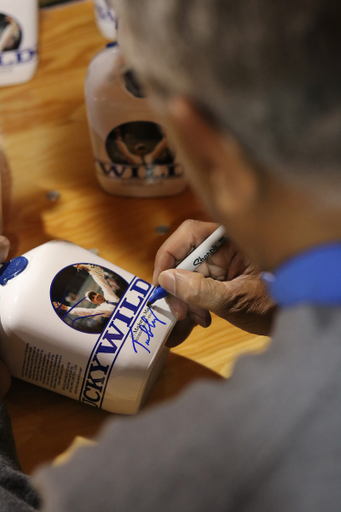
[
  {"left": 1, "top": 304, "right": 341, "bottom": 511},
  {"left": 33, "top": 305, "right": 341, "bottom": 512}
]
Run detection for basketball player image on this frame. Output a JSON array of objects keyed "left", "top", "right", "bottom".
[
  {"left": 114, "top": 126, "right": 170, "bottom": 166},
  {"left": 0, "top": 15, "right": 21, "bottom": 52},
  {"left": 53, "top": 264, "right": 120, "bottom": 320}
]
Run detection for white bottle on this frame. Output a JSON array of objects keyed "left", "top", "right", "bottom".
[
  {"left": 0, "top": 0, "right": 38, "bottom": 87},
  {"left": 0, "top": 240, "right": 175, "bottom": 414},
  {"left": 85, "top": 42, "right": 187, "bottom": 197},
  {"left": 93, "top": 0, "right": 117, "bottom": 41}
]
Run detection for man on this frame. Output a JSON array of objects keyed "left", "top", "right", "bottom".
[{"left": 1, "top": 0, "right": 341, "bottom": 511}]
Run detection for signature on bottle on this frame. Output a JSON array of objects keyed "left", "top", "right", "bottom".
[{"left": 129, "top": 307, "right": 166, "bottom": 354}]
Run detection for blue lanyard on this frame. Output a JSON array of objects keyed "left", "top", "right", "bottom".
[{"left": 262, "top": 243, "right": 341, "bottom": 307}]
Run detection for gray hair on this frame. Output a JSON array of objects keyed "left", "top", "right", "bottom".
[{"left": 113, "top": 0, "right": 341, "bottom": 196}]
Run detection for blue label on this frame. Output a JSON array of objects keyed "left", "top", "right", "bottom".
[
  {"left": 79, "top": 277, "right": 152, "bottom": 408},
  {"left": 0, "top": 47, "right": 38, "bottom": 67},
  {"left": 96, "top": 159, "right": 184, "bottom": 180}
]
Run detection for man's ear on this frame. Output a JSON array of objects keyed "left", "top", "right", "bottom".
[{"left": 166, "top": 97, "right": 260, "bottom": 217}]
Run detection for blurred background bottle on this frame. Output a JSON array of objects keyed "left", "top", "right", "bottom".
[
  {"left": 94, "top": 0, "right": 117, "bottom": 41},
  {"left": 85, "top": 42, "right": 186, "bottom": 198},
  {"left": 0, "top": 0, "right": 38, "bottom": 87}
]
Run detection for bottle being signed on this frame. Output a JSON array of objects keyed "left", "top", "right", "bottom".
[
  {"left": 85, "top": 41, "right": 186, "bottom": 197},
  {"left": 0, "top": 240, "right": 175, "bottom": 414}
]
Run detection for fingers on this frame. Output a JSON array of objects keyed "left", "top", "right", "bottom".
[
  {"left": 166, "top": 293, "right": 211, "bottom": 328},
  {"left": 152, "top": 220, "right": 224, "bottom": 328},
  {"left": 153, "top": 219, "right": 220, "bottom": 286},
  {"left": 165, "top": 316, "right": 197, "bottom": 348},
  {"left": 159, "top": 267, "right": 276, "bottom": 336},
  {"left": 226, "top": 250, "right": 247, "bottom": 280},
  {"left": 0, "top": 236, "right": 10, "bottom": 263},
  {"left": 159, "top": 268, "right": 227, "bottom": 315},
  {"left": 153, "top": 220, "right": 247, "bottom": 287},
  {"left": 152, "top": 220, "right": 275, "bottom": 339}
]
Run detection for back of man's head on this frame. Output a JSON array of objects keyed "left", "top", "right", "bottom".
[{"left": 114, "top": 0, "right": 341, "bottom": 198}]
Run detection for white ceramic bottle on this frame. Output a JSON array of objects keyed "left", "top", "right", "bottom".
[
  {"left": 0, "top": 0, "right": 38, "bottom": 87},
  {"left": 85, "top": 42, "right": 186, "bottom": 197},
  {"left": 0, "top": 240, "right": 175, "bottom": 414},
  {"left": 93, "top": 0, "right": 117, "bottom": 41}
]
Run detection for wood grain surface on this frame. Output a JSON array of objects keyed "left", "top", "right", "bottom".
[{"left": 0, "top": 0, "right": 270, "bottom": 475}]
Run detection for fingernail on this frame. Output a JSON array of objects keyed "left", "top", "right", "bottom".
[{"left": 159, "top": 270, "right": 176, "bottom": 295}]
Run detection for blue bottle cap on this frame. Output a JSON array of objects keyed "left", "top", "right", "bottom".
[{"left": 0, "top": 256, "right": 28, "bottom": 286}]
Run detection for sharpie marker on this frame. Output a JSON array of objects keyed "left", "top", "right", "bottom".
[{"left": 148, "top": 225, "right": 227, "bottom": 305}]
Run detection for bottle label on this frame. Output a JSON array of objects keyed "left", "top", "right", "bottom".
[
  {"left": 97, "top": 121, "right": 184, "bottom": 182},
  {"left": 50, "top": 263, "right": 129, "bottom": 335},
  {"left": 46, "top": 262, "right": 170, "bottom": 409},
  {"left": 0, "top": 12, "right": 38, "bottom": 69}
]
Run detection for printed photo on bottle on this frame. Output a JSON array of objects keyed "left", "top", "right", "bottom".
[
  {"left": 0, "top": 14, "right": 21, "bottom": 52},
  {"left": 101, "top": 121, "right": 182, "bottom": 180},
  {"left": 51, "top": 263, "right": 129, "bottom": 335}
]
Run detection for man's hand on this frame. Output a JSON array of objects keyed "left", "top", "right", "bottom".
[
  {"left": 0, "top": 236, "right": 11, "bottom": 398},
  {"left": 153, "top": 220, "right": 276, "bottom": 347}
]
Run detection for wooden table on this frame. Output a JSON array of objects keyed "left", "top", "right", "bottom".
[{"left": 0, "top": 0, "right": 270, "bottom": 475}]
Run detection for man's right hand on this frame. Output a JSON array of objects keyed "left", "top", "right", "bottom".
[{"left": 153, "top": 220, "right": 277, "bottom": 347}]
